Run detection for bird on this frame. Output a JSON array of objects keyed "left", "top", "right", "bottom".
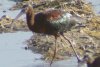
[{"left": 10, "top": 2, "right": 83, "bottom": 66}]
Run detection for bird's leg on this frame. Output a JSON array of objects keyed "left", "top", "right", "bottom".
[
  {"left": 60, "top": 35, "right": 80, "bottom": 61},
  {"left": 50, "top": 36, "right": 57, "bottom": 66}
]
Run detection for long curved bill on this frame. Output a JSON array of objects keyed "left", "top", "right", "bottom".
[{"left": 10, "top": 10, "right": 24, "bottom": 30}]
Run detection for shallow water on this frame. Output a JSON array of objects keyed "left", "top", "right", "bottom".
[
  {"left": 0, "top": 0, "right": 17, "bottom": 18},
  {"left": 0, "top": 0, "right": 25, "bottom": 19},
  {"left": 0, "top": 31, "right": 78, "bottom": 67},
  {"left": 0, "top": 32, "right": 41, "bottom": 67},
  {"left": 0, "top": 0, "right": 99, "bottom": 67}
]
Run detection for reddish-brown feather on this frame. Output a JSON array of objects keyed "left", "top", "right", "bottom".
[{"left": 44, "top": 9, "right": 64, "bottom": 21}]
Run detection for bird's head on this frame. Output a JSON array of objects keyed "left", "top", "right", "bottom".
[
  {"left": 12, "top": 0, "right": 46, "bottom": 22},
  {"left": 10, "top": 1, "right": 46, "bottom": 31}
]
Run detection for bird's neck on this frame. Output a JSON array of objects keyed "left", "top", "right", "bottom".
[{"left": 26, "top": 7, "right": 35, "bottom": 29}]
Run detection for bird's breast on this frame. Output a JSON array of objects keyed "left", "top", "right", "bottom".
[{"left": 30, "top": 23, "right": 46, "bottom": 33}]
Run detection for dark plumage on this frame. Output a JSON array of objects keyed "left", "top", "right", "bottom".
[
  {"left": 11, "top": 4, "right": 80, "bottom": 65},
  {"left": 12, "top": 4, "right": 76, "bottom": 36},
  {"left": 28, "top": 9, "right": 73, "bottom": 36}
]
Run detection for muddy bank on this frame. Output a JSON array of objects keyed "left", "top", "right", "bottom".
[
  {"left": 0, "top": 15, "right": 28, "bottom": 33},
  {"left": 24, "top": 0, "right": 100, "bottom": 61},
  {"left": 26, "top": 30, "right": 100, "bottom": 61}
]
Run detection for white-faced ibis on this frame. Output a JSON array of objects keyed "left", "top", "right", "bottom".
[{"left": 11, "top": 3, "right": 83, "bottom": 65}]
